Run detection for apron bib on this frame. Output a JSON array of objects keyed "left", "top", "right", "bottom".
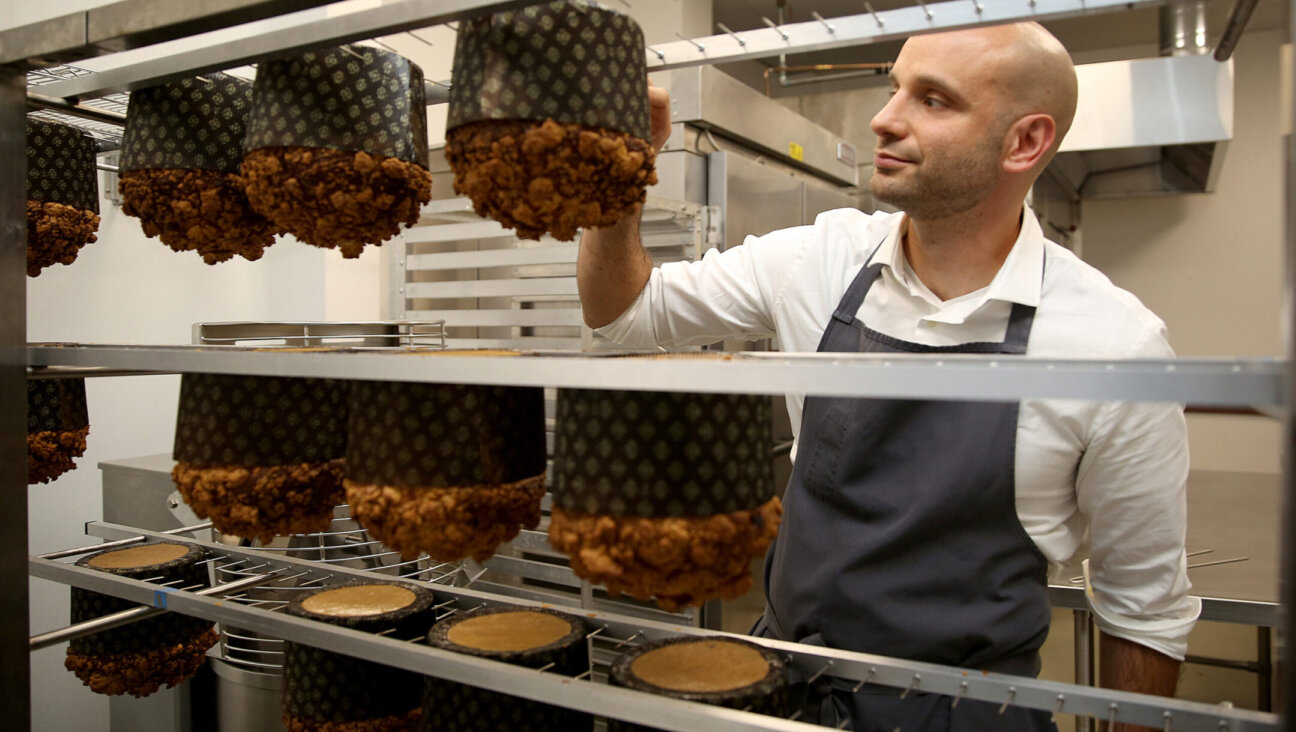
[{"left": 756, "top": 243, "right": 1055, "bottom": 732}]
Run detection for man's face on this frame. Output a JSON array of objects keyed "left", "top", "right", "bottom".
[{"left": 869, "top": 33, "right": 1012, "bottom": 220}]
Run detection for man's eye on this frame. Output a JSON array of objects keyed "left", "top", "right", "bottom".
[{"left": 922, "top": 96, "right": 944, "bottom": 108}]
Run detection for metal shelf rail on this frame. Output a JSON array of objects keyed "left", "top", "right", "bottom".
[
  {"left": 26, "top": 344, "right": 1287, "bottom": 408},
  {"left": 30, "top": 522, "right": 1281, "bottom": 732},
  {"left": 4, "top": 0, "right": 1291, "bottom": 729}
]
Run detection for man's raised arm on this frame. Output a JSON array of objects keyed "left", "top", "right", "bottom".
[{"left": 577, "top": 82, "right": 672, "bottom": 330}]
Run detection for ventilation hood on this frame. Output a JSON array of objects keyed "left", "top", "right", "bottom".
[{"left": 1045, "top": 53, "right": 1233, "bottom": 198}]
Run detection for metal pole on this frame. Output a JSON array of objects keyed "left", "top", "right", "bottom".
[
  {"left": 1259, "top": 626, "right": 1273, "bottom": 713},
  {"left": 1074, "top": 609, "right": 1096, "bottom": 732},
  {"left": 1281, "top": 0, "right": 1296, "bottom": 724},
  {"left": 0, "top": 61, "right": 30, "bottom": 731},
  {"left": 28, "top": 572, "right": 275, "bottom": 651}
]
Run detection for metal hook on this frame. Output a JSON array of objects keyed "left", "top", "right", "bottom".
[
  {"left": 951, "top": 681, "right": 968, "bottom": 709},
  {"left": 761, "top": 17, "right": 790, "bottom": 41},
  {"left": 1107, "top": 703, "right": 1119, "bottom": 728},
  {"left": 998, "top": 687, "right": 1017, "bottom": 715},
  {"left": 789, "top": 710, "right": 803, "bottom": 721},
  {"left": 836, "top": 719, "right": 851, "bottom": 730},
  {"left": 537, "top": 662, "right": 556, "bottom": 673},
  {"left": 1163, "top": 711, "right": 1173, "bottom": 731},
  {"left": 970, "top": 0, "right": 984, "bottom": 12},
  {"left": 916, "top": 0, "right": 934, "bottom": 19},
  {"left": 806, "top": 661, "right": 833, "bottom": 684},
  {"left": 864, "top": 2, "right": 885, "bottom": 26},
  {"left": 716, "top": 22, "right": 746, "bottom": 46},
  {"left": 812, "top": 11, "right": 835, "bottom": 33},
  {"left": 614, "top": 630, "right": 644, "bottom": 649},
  {"left": 899, "top": 674, "right": 921, "bottom": 699},
  {"left": 585, "top": 626, "right": 607, "bottom": 640},
  {"left": 405, "top": 30, "right": 435, "bottom": 47},
  {"left": 647, "top": 46, "right": 665, "bottom": 61},
  {"left": 673, "top": 32, "right": 705, "bottom": 53},
  {"left": 851, "top": 667, "right": 878, "bottom": 693},
  {"left": 341, "top": 46, "right": 368, "bottom": 61}
]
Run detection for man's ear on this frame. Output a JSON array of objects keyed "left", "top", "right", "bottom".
[{"left": 1002, "top": 114, "right": 1057, "bottom": 173}]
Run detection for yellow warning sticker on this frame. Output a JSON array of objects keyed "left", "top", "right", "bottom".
[{"left": 788, "top": 142, "right": 805, "bottom": 161}]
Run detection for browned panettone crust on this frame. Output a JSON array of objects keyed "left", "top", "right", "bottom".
[
  {"left": 548, "top": 497, "right": 783, "bottom": 611},
  {"left": 242, "top": 147, "right": 431, "bottom": 258},
  {"left": 344, "top": 474, "right": 545, "bottom": 563},
  {"left": 26, "top": 200, "right": 100, "bottom": 277},
  {"left": 65, "top": 626, "right": 218, "bottom": 698},
  {"left": 27, "top": 425, "right": 89, "bottom": 485},
  {"left": 446, "top": 119, "right": 657, "bottom": 241},
  {"left": 118, "top": 168, "right": 279, "bottom": 264},
  {"left": 172, "top": 459, "right": 345, "bottom": 543},
  {"left": 284, "top": 708, "right": 422, "bottom": 732}
]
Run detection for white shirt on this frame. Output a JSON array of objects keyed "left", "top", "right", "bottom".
[{"left": 598, "top": 208, "right": 1199, "bottom": 660}]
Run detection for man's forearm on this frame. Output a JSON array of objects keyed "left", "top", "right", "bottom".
[
  {"left": 577, "top": 204, "right": 654, "bottom": 329},
  {"left": 1099, "top": 631, "right": 1181, "bottom": 731}
]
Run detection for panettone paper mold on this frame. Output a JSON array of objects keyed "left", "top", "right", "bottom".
[
  {"left": 26, "top": 119, "right": 100, "bottom": 213},
  {"left": 553, "top": 389, "right": 776, "bottom": 517},
  {"left": 69, "top": 543, "right": 213, "bottom": 657},
  {"left": 282, "top": 582, "right": 435, "bottom": 725},
  {"left": 172, "top": 373, "right": 349, "bottom": 467},
  {"left": 119, "top": 72, "right": 254, "bottom": 174},
  {"left": 244, "top": 44, "right": 430, "bottom": 168},
  {"left": 447, "top": 0, "right": 651, "bottom": 141},
  {"left": 27, "top": 379, "right": 89, "bottom": 433}
]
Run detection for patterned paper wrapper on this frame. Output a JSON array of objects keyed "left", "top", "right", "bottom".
[
  {"left": 171, "top": 374, "right": 349, "bottom": 541},
  {"left": 607, "top": 636, "right": 789, "bottom": 732},
  {"left": 282, "top": 582, "right": 435, "bottom": 728},
  {"left": 345, "top": 381, "right": 545, "bottom": 488},
  {"left": 447, "top": 0, "right": 650, "bottom": 141},
  {"left": 423, "top": 605, "right": 593, "bottom": 732},
  {"left": 552, "top": 389, "right": 774, "bottom": 518},
  {"left": 344, "top": 378, "right": 548, "bottom": 562},
  {"left": 27, "top": 118, "right": 100, "bottom": 213},
  {"left": 173, "top": 374, "right": 348, "bottom": 467},
  {"left": 119, "top": 73, "right": 254, "bottom": 174},
  {"left": 244, "top": 44, "right": 429, "bottom": 168},
  {"left": 67, "top": 543, "right": 218, "bottom": 697},
  {"left": 27, "top": 378, "right": 90, "bottom": 485},
  {"left": 28, "top": 379, "right": 89, "bottom": 433}
]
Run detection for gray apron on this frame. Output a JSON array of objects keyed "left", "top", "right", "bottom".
[{"left": 754, "top": 244, "right": 1056, "bottom": 732}]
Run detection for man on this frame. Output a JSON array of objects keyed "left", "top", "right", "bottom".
[{"left": 578, "top": 22, "right": 1197, "bottom": 732}]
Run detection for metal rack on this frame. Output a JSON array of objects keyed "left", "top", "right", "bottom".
[
  {"left": 397, "top": 192, "right": 719, "bottom": 351},
  {"left": 30, "top": 523, "right": 1281, "bottom": 732},
  {"left": 5, "top": 0, "right": 1292, "bottom": 730}
]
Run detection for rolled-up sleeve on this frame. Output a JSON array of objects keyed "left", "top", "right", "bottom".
[
  {"left": 595, "top": 227, "right": 808, "bottom": 349},
  {"left": 1076, "top": 327, "right": 1199, "bottom": 660}
]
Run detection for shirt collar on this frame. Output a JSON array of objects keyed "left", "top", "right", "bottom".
[{"left": 871, "top": 207, "right": 1045, "bottom": 313}]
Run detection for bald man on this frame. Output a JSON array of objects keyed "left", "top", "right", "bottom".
[{"left": 579, "top": 22, "right": 1195, "bottom": 732}]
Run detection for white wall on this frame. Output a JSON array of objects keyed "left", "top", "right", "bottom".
[{"left": 1079, "top": 31, "right": 1286, "bottom": 474}]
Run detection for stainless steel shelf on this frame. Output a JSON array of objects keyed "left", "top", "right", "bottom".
[
  {"left": 30, "top": 522, "right": 1279, "bottom": 732},
  {"left": 643, "top": 0, "right": 1166, "bottom": 71},
  {"left": 27, "top": 344, "right": 1285, "bottom": 408},
  {"left": 21, "top": 0, "right": 539, "bottom": 99}
]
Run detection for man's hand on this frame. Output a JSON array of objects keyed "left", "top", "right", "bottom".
[
  {"left": 1100, "top": 632, "right": 1181, "bottom": 732},
  {"left": 648, "top": 78, "right": 671, "bottom": 151}
]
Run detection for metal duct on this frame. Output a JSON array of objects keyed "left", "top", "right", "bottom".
[{"left": 1160, "top": 0, "right": 1209, "bottom": 57}]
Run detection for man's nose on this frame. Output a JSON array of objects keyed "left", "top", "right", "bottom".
[{"left": 870, "top": 93, "right": 905, "bottom": 140}]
